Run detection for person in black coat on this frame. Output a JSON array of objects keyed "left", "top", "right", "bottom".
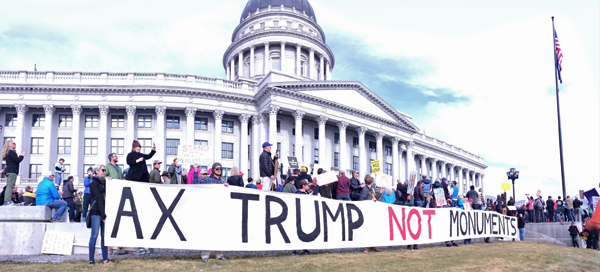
[
  {"left": 125, "top": 140, "right": 156, "bottom": 182},
  {"left": 226, "top": 167, "right": 244, "bottom": 187},
  {"left": 2, "top": 140, "right": 26, "bottom": 205},
  {"left": 88, "top": 164, "right": 109, "bottom": 265}
]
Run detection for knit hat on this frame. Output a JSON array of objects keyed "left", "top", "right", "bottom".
[{"left": 132, "top": 140, "right": 141, "bottom": 149}]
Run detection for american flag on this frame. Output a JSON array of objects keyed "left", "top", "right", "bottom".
[{"left": 554, "top": 30, "right": 563, "bottom": 84}]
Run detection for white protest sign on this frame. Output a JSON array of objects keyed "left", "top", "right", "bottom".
[
  {"left": 407, "top": 171, "right": 417, "bottom": 195},
  {"left": 104, "top": 180, "right": 518, "bottom": 251},
  {"left": 592, "top": 196, "right": 600, "bottom": 210},
  {"left": 41, "top": 231, "right": 74, "bottom": 255},
  {"left": 376, "top": 174, "right": 393, "bottom": 190},
  {"left": 177, "top": 145, "right": 212, "bottom": 167},
  {"left": 433, "top": 188, "right": 445, "bottom": 208},
  {"left": 315, "top": 171, "right": 338, "bottom": 186}
]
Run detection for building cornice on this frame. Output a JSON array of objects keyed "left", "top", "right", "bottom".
[
  {"left": 414, "top": 140, "right": 487, "bottom": 169},
  {"left": 234, "top": 10, "right": 326, "bottom": 43}
]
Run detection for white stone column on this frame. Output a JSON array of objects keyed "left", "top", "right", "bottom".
[
  {"left": 357, "top": 127, "right": 367, "bottom": 181},
  {"left": 405, "top": 142, "right": 416, "bottom": 180},
  {"left": 249, "top": 46, "right": 255, "bottom": 77},
  {"left": 309, "top": 49, "right": 315, "bottom": 79},
  {"left": 251, "top": 115, "right": 261, "bottom": 178},
  {"left": 71, "top": 105, "right": 82, "bottom": 183},
  {"left": 126, "top": 106, "right": 137, "bottom": 149},
  {"left": 185, "top": 107, "right": 197, "bottom": 146},
  {"left": 316, "top": 116, "right": 328, "bottom": 166},
  {"left": 480, "top": 174, "right": 485, "bottom": 190},
  {"left": 326, "top": 60, "right": 332, "bottom": 80},
  {"left": 226, "top": 64, "right": 230, "bottom": 80},
  {"left": 98, "top": 105, "right": 109, "bottom": 166},
  {"left": 293, "top": 110, "right": 305, "bottom": 165},
  {"left": 432, "top": 158, "right": 438, "bottom": 180},
  {"left": 420, "top": 155, "right": 427, "bottom": 178},
  {"left": 268, "top": 105, "right": 279, "bottom": 147},
  {"left": 42, "top": 104, "right": 55, "bottom": 172},
  {"left": 295, "top": 44, "right": 301, "bottom": 76},
  {"left": 441, "top": 161, "right": 447, "bottom": 180},
  {"left": 155, "top": 106, "right": 166, "bottom": 167},
  {"left": 319, "top": 54, "right": 324, "bottom": 80},
  {"left": 454, "top": 166, "right": 462, "bottom": 194},
  {"left": 259, "top": 114, "right": 267, "bottom": 146},
  {"left": 375, "top": 132, "right": 384, "bottom": 168},
  {"left": 391, "top": 137, "right": 399, "bottom": 182},
  {"left": 280, "top": 41, "right": 286, "bottom": 72},
  {"left": 213, "top": 110, "right": 224, "bottom": 162},
  {"left": 14, "top": 104, "right": 28, "bottom": 158},
  {"left": 238, "top": 51, "right": 244, "bottom": 77},
  {"left": 337, "top": 121, "right": 348, "bottom": 171},
  {"left": 239, "top": 114, "right": 250, "bottom": 174},
  {"left": 264, "top": 42, "right": 270, "bottom": 75},
  {"left": 230, "top": 58, "right": 236, "bottom": 80}
]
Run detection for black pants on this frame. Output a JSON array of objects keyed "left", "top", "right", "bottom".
[
  {"left": 64, "top": 197, "right": 75, "bottom": 221},
  {"left": 571, "top": 236, "right": 579, "bottom": 247},
  {"left": 82, "top": 193, "right": 92, "bottom": 220}
]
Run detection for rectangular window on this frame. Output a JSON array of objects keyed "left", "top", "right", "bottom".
[
  {"left": 353, "top": 137, "right": 359, "bottom": 148},
  {"left": 287, "top": 21, "right": 292, "bottom": 28},
  {"left": 57, "top": 138, "right": 71, "bottom": 155},
  {"left": 292, "top": 144, "right": 295, "bottom": 156},
  {"left": 385, "top": 163, "right": 392, "bottom": 175},
  {"left": 111, "top": 115, "right": 125, "bottom": 128},
  {"left": 313, "top": 127, "right": 319, "bottom": 140},
  {"left": 292, "top": 128, "right": 295, "bottom": 136},
  {"left": 353, "top": 156, "right": 359, "bottom": 170},
  {"left": 166, "top": 139, "right": 180, "bottom": 155},
  {"left": 166, "top": 115, "right": 180, "bottom": 129},
  {"left": 260, "top": 22, "right": 265, "bottom": 29},
  {"left": 58, "top": 114, "right": 72, "bottom": 127},
  {"left": 222, "top": 167, "right": 232, "bottom": 181},
  {"left": 385, "top": 145, "right": 392, "bottom": 156},
  {"left": 30, "top": 137, "right": 43, "bottom": 154},
  {"left": 222, "top": 120, "right": 234, "bottom": 133},
  {"left": 334, "top": 152, "right": 340, "bottom": 168},
  {"left": 62, "top": 164, "right": 71, "bottom": 178},
  {"left": 85, "top": 115, "right": 99, "bottom": 128},
  {"left": 277, "top": 142, "right": 281, "bottom": 152},
  {"left": 84, "top": 138, "right": 98, "bottom": 155},
  {"left": 222, "top": 142, "right": 234, "bottom": 159},
  {"left": 195, "top": 117, "right": 208, "bottom": 130},
  {"left": 5, "top": 113, "right": 17, "bottom": 127},
  {"left": 299, "top": 24, "right": 304, "bottom": 31},
  {"left": 273, "top": 20, "right": 279, "bottom": 27},
  {"left": 249, "top": 25, "right": 254, "bottom": 31},
  {"left": 137, "top": 115, "right": 152, "bottom": 128},
  {"left": 334, "top": 132, "right": 340, "bottom": 144},
  {"left": 4, "top": 137, "right": 15, "bottom": 144},
  {"left": 194, "top": 140, "right": 208, "bottom": 146},
  {"left": 369, "top": 141, "right": 376, "bottom": 152},
  {"left": 314, "top": 148, "right": 319, "bottom": 164},
  {"left": 29, "top": 164, "right": 42, "bottom": 179},
  {"left": 138, "top": 138, "right": 152, "bottom": 154},
  {"left": 276, "top": 120, "right": 281, "bottom": 133},
  {"left": 111, "top": 138, "right": 125, "bottom": 155},
  {"left": 83, "top": 164, "right": 94, "bottom": 176},
  {"left": 32, "top": 114, "right": 45, "bottom": 127}
]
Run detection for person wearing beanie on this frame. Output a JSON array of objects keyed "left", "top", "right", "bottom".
[
  {"left": 125, "top": 140, "right": 156, "bottom": 182},
  {"left": 81, "top": 167, "right": 94, "bottom": 222}
]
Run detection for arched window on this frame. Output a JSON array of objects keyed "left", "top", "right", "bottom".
[{"left": 243, "top": 57, "right": 251, "bottom": 78}]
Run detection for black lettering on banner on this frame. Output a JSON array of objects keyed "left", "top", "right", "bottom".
[
  {"left": 150, "top": 188, "right": 187, "bottom": 241},
  {"left": 322, "top": 201, "right": 346, "bottom": 242},
  {"left": 346, "top": 203, "right": 364, "bottom": 241},
  {"left": 265, "top": 195, "right": 290, "bottom": 244},
  {"left": 459, "top": 212, "right": 467, "bottom": 236},
  {"left": 296, "top": 199, "right": 321, "bottom": 242},
  {"left": 510, "top": 218, "right": 517, "bottom": 236},
  {"left": 498, "top": 214, "right": 506, "bottom": 235},
  {"left": 476, "top": 212, "right": 485, "bottom": 235},
  {"left": 483, "top": 213, "right": 492, "bottom": 235},
  {"left": 449, "top": 210, "right": 459, "bottom": 237},
  {"left": 231, "top": 192, "right": 260, "bottom": 243},
  {"left": 491, "top": 214, "right": 498, "bottom": 235},
  {"left": 467, "top": 212, "right": 476, "bottom": 235},
  {"left": 111, "top": 187, "right": 143, "bottom": 239}
]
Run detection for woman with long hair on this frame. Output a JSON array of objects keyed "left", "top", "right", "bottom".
[
  {"left": 226, "top": 166, "right": 243, "bottom": 187},
  {"left": 88, "top": 164, "right": 109, "bottom": 265},
  {"left": 2, "top": 140, "right": 26, "bottom": 206}
]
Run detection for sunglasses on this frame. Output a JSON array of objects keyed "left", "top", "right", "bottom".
[
  {"left": 201, "top": 173, "right": 208, "bottom": 175},
  {"left": 101, "top": 169, "right": 106, "bottom": 172},
  {"left": 215, "top": 168, "right": 222, "bottom": 171}
]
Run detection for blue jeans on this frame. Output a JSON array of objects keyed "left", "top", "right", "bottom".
[
  {"left": 452, "top": 200, "right": 457, "bottom": 207},
  {"left": 46, "top": 200, "right": 67, "bottom": 220},
  {"left": 528, "top": 210, "right": 534, "bottom": 223},
  {"left": 54, "top": 173, "right": 62, "bottom": 186},
  {"left": 566, "top": 209, "right": 575, "bottom": 222},
  {"left": 337, "top": 195, "right": 351, "bottom": 201},
  {"left": 519, "top": 228, "right": 525, "bottom": 241},
  {"left": 415, "top": 200, "right": 423, "bottom": 207},
  {"left": 65, "top": 197, "right": 75, "bottom": 221},
  {"left": 89, "top": 215, "right": 108, "bottom": 262}
]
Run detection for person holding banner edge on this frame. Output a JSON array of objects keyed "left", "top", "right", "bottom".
[
  {"left": 88, "top": 164, "right": 109, "bottom": 265},
  {"left": 259, "top": 142, "right": 278, "bottom": 191}
]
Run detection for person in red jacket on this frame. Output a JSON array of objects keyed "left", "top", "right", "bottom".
[{"left": 336, "top": 170, "right": 351, "bottom": 201}]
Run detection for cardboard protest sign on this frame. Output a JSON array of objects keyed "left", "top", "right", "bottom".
[
  {"left": 315, "top": 171, "right": 338, "bottom": 186},
  {"left": 501, "top": 183, "right": 511, "bottom": 191},
  {"left": 104, "top": 180, "right": 518, "bottom": 251},
  {"left": 536, "top": 190, "right": 541, "bottom": 198},
  {"left": 433, "top": 188, "right": 446, "bottom": 208},
  {"left": 407, "top": 171, "right": 417, "bottom": 195},
  {"left": 288, "top": 156, "right": 299, "bottom": 169},
  {"left": 42, "top": 231, "right": 74, "bottom": 255},
  {"left": 177, "top": 145, "right": 212, "bottom": 167},
  {"left": 376, "top": 174, "right": 393, "bottom": 190},
  {"left": 507, "top": 206, "right": 517, "bottom": 211},
  {"left": 592, "top": 197, "right": 600, "bottom": 211},
  {"left": 370, "top": 160, "right": 381, "bottom": 175},
  {"left": 579, "top": 190, "right": 585, "bottom": 199}
]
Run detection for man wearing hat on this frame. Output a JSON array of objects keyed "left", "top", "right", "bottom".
[
  {"left": 126, "top": 140, "right": 156, "bottom": 182},
  {"left": 161, "top": 171, "right": 171, "bottom": 184},
  {"left": 259, "top": 142, "right": 278, "bottom": 191},
  {"left": 149, "top": 160, "right": 163, "bottom": 184}
]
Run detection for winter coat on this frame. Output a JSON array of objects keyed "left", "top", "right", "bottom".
[
  {"left": 568, "top": 226, "right": 580, "bottom": 237},
  {"left": 396, "top": 183, "right": 408, "bottom": 202},
  {"left": 187, "top": 169, "right": 200, "bottom": 184},
  {"left": 149, "top": 168, "right": 163, "bottom": 184},
  {"left": 36, "top": 177, "right": 60, "bottom": 206},
  {"left": 89, "top": 176, "right": 106, "bottom": 220},
  {"left": 336, "top": 176, "right": 350, "bottom": 197},
  {"left": 3, "top": 149, "right": 24, "bottom": 175},
  {"left": 259, "top": 150, "right": 276, "bottom": 177},
  {"left": 227, "top": 175, "right": 244, "bottom": 187},
  {"left": 125, "top": 150, "right": 156, "bottom": 182},
  {"left": 105, "top": 163, "right": 123, "bottom": 180},
  {"left": 422, "top": 179, "right": 432, "bottom": 195},
  {"left": 546, "top": 199, "right": 555, "bottom": 210},
  {"left": 565, "top": 198, "right": 574, "bottom": 209},
  {"left": 413, "top": 186, "right": 424, "bottom": 202},
  {"left": 61, "top": 180, "right": 77, "bottom": 199},
  {"left": 350, "top": 177, "right": 362, "bottom": 199},
  {"left": 296, "top": 172, "right": 312, "bottom": 190}
]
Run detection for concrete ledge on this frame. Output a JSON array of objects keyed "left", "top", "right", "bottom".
[
  {"left": 0, "top": 206, "right": 52, "bottom": 221},
  {"left": 0, "top": 223, "right": 46, "bottom": 255}
]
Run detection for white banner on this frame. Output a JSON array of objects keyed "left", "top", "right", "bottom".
[
  {"left": 105, "top": 180, "right": 518, "bottom": 251},
  {"left": 315, "top": 171, "right": 338, "bottom": 186}
]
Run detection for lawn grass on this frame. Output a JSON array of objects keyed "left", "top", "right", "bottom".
[{"left": 1, "top": 242, "right": 598, "bottom": 272}]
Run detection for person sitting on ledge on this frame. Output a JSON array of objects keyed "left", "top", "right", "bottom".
[
  {"left": 36, "top": 171, "right": 67, "bottom": 222},
  {"left": 22, "top": 186, "right": 36, "bottom": 206}
]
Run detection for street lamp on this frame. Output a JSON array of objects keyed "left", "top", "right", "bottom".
[{"left": 506, "top": 168, "right": 519, "bottom": 201}]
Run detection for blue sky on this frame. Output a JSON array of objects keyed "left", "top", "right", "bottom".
[{"left": 1, "top": 0, "right": 598, "bottom": 200}]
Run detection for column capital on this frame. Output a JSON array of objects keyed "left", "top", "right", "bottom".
[
  {"left": 213, "top": 110, "right": 225, "bottom": 120},
  {"left": 337, "top": 121, "right": 348, "bottom": 130},
  {"left": 292, "top": 110, "right": 305, "bottom": 120},
  {"left": 356, "top": 126, "right": 367, "bottom": 135},
  {"left": 15, "top": 104, "right": 28, "bottom": 114},
  {"left": 263, "top": 42, "right": 270, "bottom": 47},
  {"left": 455, "top": 166, "right": 462, "bottom": 171},
  {"left": 404, "top": 141, "right": 414, "bottom": 149},
  {"left": 99, "top": 105, "right": 110, "bottom": 116},
  {"left": 296, "top": 43, "right": 302, "bottom": 49},
  {"left": 268, "top": 105, "right": 280, "bottom": 115},
  {"left": 185, "top": 107, "right": 197, "bottom": 117},
  {"left": 391, "top": 137, "right": 400, "bottom": 145},
  {"left": 249, "top": 45, "right": 256, "bottom": 50},
  {"left": 375, "top": 132, "right": 385, "bottom": 140},
  {"left": 43, "top": 104, "right": 55, "bottom": 115},
  {"left": 71, "top": 104, "right": 82, "bottom": 115},
  {"left": 309, "top": 48, "right": 314, "bottom": 53},
  {"left": 252, "top": 114, "right": 262, "bottom": 125},
  {"left": 155, "top": 105, "right": 166, "bottom": 116},
  {"left": 315, "top": 116, "right": 328, "bottom": 126},
  {"left": 280, "top": 41, "right": 286, "bottom": 46},
  {"left": 126, "top": 105, "right": 136, "bottom": 116},
  {"left": 238, "top": 51, "right": 244, "bottom": 56},
  {"left": 239, "top": 113, "right": 251, "bottom": 123}
]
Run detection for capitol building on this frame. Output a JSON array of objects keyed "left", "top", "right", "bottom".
[{"left": 0, "top": 0, "right": 486, "bottom": 195}]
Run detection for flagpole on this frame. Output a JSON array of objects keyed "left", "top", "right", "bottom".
[{"left": 552, "top": 16, "right": 567, "bottom": 200}]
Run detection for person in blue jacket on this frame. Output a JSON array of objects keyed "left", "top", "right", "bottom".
[
  {"left": 81, "top": 167, "right": 94, "bottom": 222},
  {"left": 36, "top": 171, "right": 67, "bottom": 222}
]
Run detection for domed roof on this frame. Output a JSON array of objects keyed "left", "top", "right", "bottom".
[{"left": 240, "top": 0, "right": 317, "bottom": 23}]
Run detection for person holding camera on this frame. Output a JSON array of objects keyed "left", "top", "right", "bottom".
[{"left": 126, "top": 140, "right": 156, "bottom": 182}]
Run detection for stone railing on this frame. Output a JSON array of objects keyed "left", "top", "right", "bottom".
[
  {"left": 415, "top": 133, "right": 484, "bottom": 164},
  {"left": 0, "top": 177, "right": 39, "bottom": 185},
  {"left": 0, "top": 71, "right": 254, "bottom": 94}
]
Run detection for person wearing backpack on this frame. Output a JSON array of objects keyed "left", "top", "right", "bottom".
[
  {"left": 534, "top": 196, "right": 544, "bottom": 223},
  {"left": 556, "top": 197, "right": 565, "bottom": 222}
]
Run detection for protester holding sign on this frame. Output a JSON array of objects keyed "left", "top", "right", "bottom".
[
  {"left": 259, "top": 142, "right": 278, "bottom": 191},
  {"left": 126, "top": 140, "right": 156, "bottom": 182},
  {"left": 88, "top": 164, "right": 109, "bottom": 265}
]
